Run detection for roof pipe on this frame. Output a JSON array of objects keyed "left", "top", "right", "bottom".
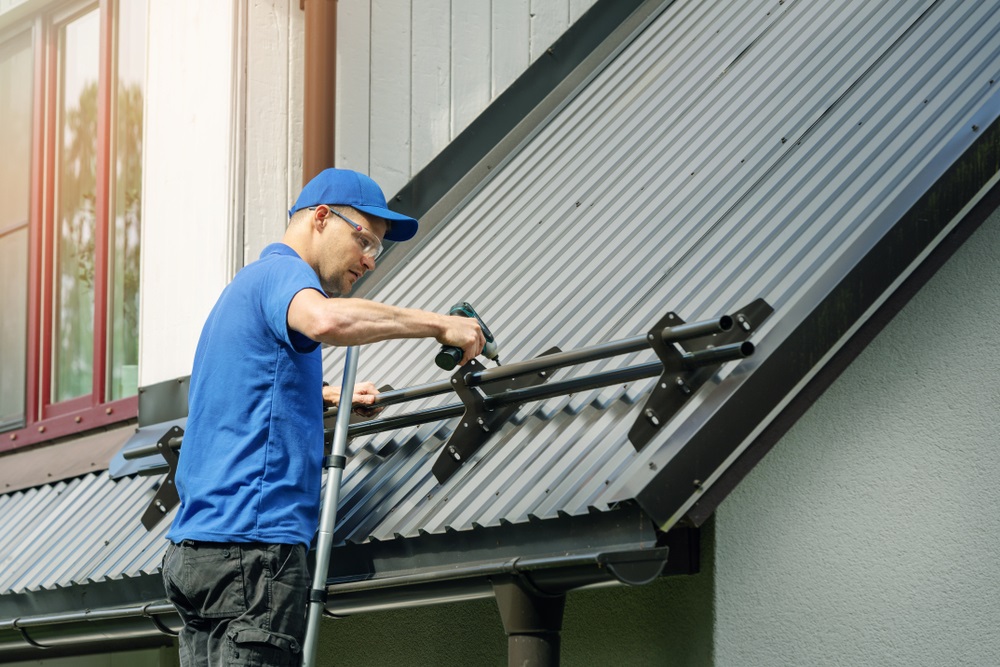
[{"left": 302, "top": 0, "right": 337, "bottom": 185}]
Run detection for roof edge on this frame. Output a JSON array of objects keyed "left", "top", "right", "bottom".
[{"left": 637, "top": 94, "right": 1000, "bottom": 528}]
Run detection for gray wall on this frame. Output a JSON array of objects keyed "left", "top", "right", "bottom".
[
  {"left": 714, "top": 205, "right": 1000, "bottom": 666},
  {"left": 5, "top": 647, "right": 177, "bottom": 667}
]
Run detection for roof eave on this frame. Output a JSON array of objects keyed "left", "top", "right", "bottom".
[{"left": 635, "top": 102, "right": 1000, "bottom": 530}]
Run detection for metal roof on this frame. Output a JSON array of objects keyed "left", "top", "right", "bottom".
[
  {"left": 2, "top": 0, "right": 1000, "bottom": 612},
  {"left": 324, "top": 0, "right": 1000, "bottom": 541},
  {"left": 0, "top": 473, "right": 165, "bottom": 596}
]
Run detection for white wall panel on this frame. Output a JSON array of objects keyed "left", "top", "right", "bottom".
[
  {"left": 337, "top": 0, "right": 598, "bottom": 193},
  {"left": 451, "top": 2, "right": 491, "bottom": 134},
  {"left": 138, "top": 0, "right": 597, "bottom": 386},
  {"left": 369, "top": 0, "right": 413, "bottom": 195},
  {"left": 243, "top": 0, "right": 304, "bottom": 262},
  {"left": 335, "top": 0, "right": 371, "bottom": 170},
  {"left": 140, "top": 0, "right": 239, "bottom": 387},
  {"left": 410, "top": 0, "right": 451, "bottom": 175},
  {"left": 491, "top": 0, "right": 530, "bottom": 96},
  {"left": 529, "top": 0, "right": 569, "bottom": 61}
]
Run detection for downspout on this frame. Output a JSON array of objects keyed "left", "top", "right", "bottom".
[{"left": 302, "top": 0, "right": 337, "bottom": 185}]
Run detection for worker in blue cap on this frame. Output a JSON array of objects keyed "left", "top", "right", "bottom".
[{"left": 161, "top": 169, "right": 484, "bottom": 666}]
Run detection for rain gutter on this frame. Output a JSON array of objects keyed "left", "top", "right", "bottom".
[{"left": 0, "top": 542, "right": 672, "bottom": 660}]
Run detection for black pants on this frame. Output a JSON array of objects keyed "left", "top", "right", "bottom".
[{"left": 162, "top": 541, "right": 309, "bottom": 666}]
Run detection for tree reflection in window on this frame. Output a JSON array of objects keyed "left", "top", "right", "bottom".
[
  {"left": 54, "top": 4, "right": 144, "bottom": 404},
  {"left": 56, "top": 60, "right": 98, "bottom": 402}
]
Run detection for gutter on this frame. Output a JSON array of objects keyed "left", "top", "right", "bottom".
[{"left": 0, "top": 545, "right": 669, "bottom": 660}]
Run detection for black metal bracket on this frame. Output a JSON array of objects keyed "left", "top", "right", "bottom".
[
  {"left": 432, "top": 348, "right": 560, "bottom": 484},
  {"left": 628, "top": 298, "right": 773, "bottom": 451},
  {"left": 140, "top": 425, "right": 184, "bottom": 531}
]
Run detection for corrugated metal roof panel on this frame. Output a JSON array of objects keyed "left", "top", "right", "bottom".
[
  {"left": 0, "top": 474, "right": 169, "bottom": 595},
  {"left": 320, "top": 0, "right": 1000, "bottom": 542}
]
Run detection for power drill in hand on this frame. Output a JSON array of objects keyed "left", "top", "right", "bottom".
[{"left": 435, "top": 302, "right": 500, "bottom": 371}]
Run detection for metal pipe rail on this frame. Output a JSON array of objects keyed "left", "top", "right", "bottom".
[{"left": 123, "top": 315, "right": 744, "bottom": 461}]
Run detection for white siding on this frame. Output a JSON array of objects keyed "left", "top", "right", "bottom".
[
  {"left": 335, "top": 0, "right": 599, "bottom": 196},
  {"left": 140, "top": 0, "right": 241, "bottom": 387},
  {"left": 242, "top": 0, "right": 304, "bottom": 262}
]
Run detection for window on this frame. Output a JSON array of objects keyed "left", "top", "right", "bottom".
[{"left": 0, "top": 0, "right": 146, "bottom": 450}]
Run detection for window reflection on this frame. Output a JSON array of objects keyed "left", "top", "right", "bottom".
[
  {"left": 0, "top": 33, "right": 33, "bottom": 427},
  {"left": 109, "top": 0, "right": 146, "bottom": 400},
  {"left": 54, "top": 7, "right": 100, "bottom": 403}
]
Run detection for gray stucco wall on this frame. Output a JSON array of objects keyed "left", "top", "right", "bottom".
[{"left": 714, "top": 205, "right": 1000, "bottom": 666}]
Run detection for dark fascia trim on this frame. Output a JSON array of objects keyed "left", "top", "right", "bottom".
[
  {"left": 325, "top": 504, "right": 696, "bottom": 591},
  {"left": 0, "top": 572, "right": 171, "bottom": 622},
  {"left": 685, "top": 140, "right": 1000, "bottom": 526},
  {"left": 352, "top": 0, "right": 669, "bottom": 298},
  {"left": 637, "top": 103, "right": 1000, "bottom": 528}
]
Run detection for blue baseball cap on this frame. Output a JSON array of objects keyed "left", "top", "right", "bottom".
[{"left": 289, "top": 168, "right": 418, "bottom": 242}]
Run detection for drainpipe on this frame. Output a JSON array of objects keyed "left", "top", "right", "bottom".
[
  {"left": 493, "top": 577, "right": 566, "bottom": 667},
  {"left": 302, "top": 0, "right": 338, "bottom": 185}
]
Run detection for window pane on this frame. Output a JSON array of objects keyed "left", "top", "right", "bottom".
[
  {"left": 0, "top": 32, "right": 33, "bottom": 428},
  {"left": 108, "top": 0, "right": 145, "bottom": 401},
  {"left": 54, "top": 8, "right": 100, "bottom": 403}
]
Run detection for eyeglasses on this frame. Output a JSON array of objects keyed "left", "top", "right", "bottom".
[{"left": 313, "top": 206, "right": 384, "bottom": 260}]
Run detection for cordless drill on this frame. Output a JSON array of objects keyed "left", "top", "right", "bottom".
[{"left": 435, "top": 302, "right": 500, "bottom": 370}]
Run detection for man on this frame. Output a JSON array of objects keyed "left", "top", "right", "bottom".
[{"left": 162, "top": 168, "right": 484, "bottom": 666}]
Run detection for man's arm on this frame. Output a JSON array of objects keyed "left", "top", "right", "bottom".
[{"left": 287, "top": 289, "right": 486, "bottom": 365}]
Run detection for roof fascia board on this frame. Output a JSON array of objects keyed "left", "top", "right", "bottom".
[
  {"left": 636, "top": 100, "right": 1000, "bottom": 529},
  {"left": 351, "top": 0, "right": 672, "bottom": 298},
  {"left": 0, "top": 571, "right": 171, "bottom": 626},
  {"left": 687, "top": 145, "right": 1000, "bottom": 527}
]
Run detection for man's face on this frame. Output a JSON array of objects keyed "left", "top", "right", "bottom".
[{"left": 315, "top": 206, "right": 387, "bottom": 296}]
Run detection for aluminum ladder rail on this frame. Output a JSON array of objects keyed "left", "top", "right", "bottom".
[{"left": 302, "top": 346, "right": 358, "bottom": 667}]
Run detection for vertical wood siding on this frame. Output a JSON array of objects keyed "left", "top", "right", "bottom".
[{"left": 336, "top": 0, "right": 598, "bottom": 197}]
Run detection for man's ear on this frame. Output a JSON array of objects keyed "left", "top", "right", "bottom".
[{"left": 313, "top": 205, "right": 328, "bottom": 230}]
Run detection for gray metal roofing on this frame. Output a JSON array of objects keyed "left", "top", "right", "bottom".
[
  {"left": 2, "top": 0, "right": 999, "bottom": 597},
  {"left": 325, "top": 0, "right": 1000, "bottom": 542},
  {"left": 0, "top": 473, "right": 164, "bottom": 595}
]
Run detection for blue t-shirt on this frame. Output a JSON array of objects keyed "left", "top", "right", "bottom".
[{"left": 167, "top": 243, "right": 326, "bottom": 547}]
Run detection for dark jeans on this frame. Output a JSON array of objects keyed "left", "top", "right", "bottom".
[{"left": 163, "top": 541, "right": 309, "bottom": 667}]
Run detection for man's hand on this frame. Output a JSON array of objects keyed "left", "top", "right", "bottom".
[
  {"left": 322, "top": 381, "right": 385, "bottom": 418},
  {"left": 437, "top": 314, "right": 486, "bottom": 366}
]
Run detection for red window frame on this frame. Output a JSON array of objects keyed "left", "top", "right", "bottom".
[{"left": 3, "top": 0, "right": 138, "bottom": 453}]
